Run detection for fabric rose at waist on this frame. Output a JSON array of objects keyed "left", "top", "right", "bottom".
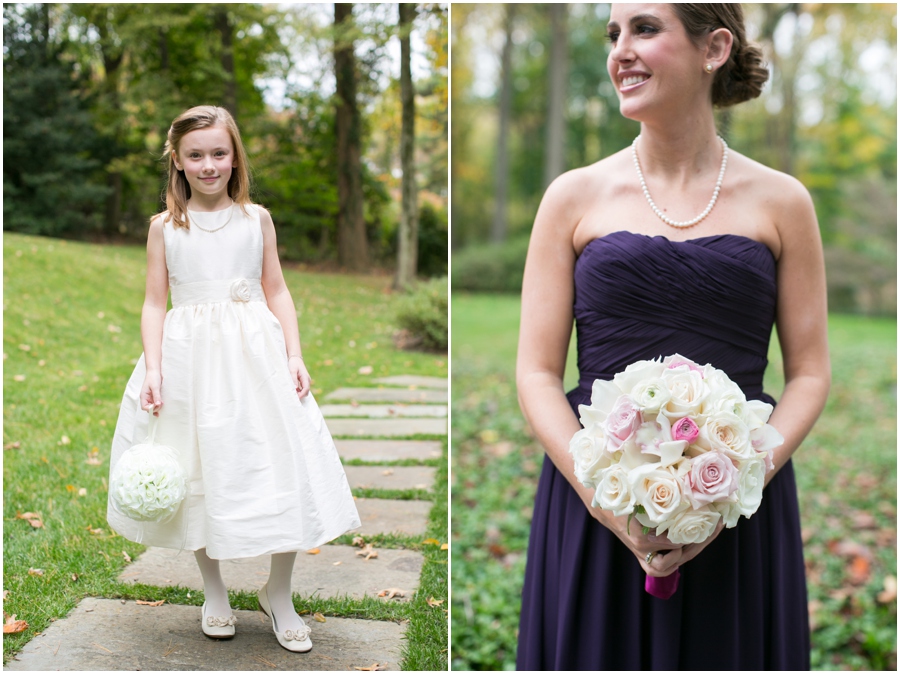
[{"left": 170, "top": 278, "right": 265, "bottom": 308}]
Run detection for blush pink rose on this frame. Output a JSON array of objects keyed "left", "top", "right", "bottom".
[
  {"left": 604, "top": 395, "right": 643, "bottom": 451},
  {"left": 684, "top": 451, "right": 739, "bottom": 509},
  {"left": 672, "top": 417, "right": 700, "bottom": 444}
]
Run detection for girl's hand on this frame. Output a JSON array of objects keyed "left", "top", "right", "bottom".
[
  {"left": 140, "top": 370, "right": 163, "bottom": 416},
  {"left": 588, "top": 504, "right": 683, "bottom": 578},
  {"left": 289, "top": 356, "right": 311, "bottom": 399}
]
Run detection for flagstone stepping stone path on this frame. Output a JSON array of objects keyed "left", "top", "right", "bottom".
[{"left": 6, "top": 374, "right": 446, "bottom": 671}]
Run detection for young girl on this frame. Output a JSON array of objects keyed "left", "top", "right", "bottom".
[{"left": 107, "top": 105, "right": 360, "bottom": 652}]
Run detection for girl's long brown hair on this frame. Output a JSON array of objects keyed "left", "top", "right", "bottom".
[{"left": 161, "top": 106, "right": 252, "bottom": 229}]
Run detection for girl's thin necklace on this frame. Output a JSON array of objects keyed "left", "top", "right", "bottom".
[
  {"left": 189, "top": 200, "right": 235, "bottom": 233},
  {"left": 631, "top": 135, "right": 728, "bottom": 229}
]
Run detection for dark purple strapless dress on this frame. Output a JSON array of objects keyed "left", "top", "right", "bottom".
[{"left": 516, "top": 231, "right": 810, "bottom": 670}]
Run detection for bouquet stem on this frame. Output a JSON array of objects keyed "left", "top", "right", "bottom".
[{"left": 645, "top": 569, "right": 680, "bottom": 600}]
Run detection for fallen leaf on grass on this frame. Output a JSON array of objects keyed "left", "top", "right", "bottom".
[
  {"left": 136, "top": 600, "right": 165, "bottom": 607},
  {"left": 352, "top": 536, "right": 365, "bottom": 547},
  {"left": 877, "top": 575, "right": 897, "bottom": 604},
  {"left": 377, "top": 588, "right": 405, "bottom": 599},
  {"left": 59, "top": 435, "right": 71, "bottom": 445},
  {"left": 422, "top": 538, "right": 440, "bottom": 546},
  {"left": 18, "top": 344, "right": 30, "bottom": 352},
  {"left": 85, "top": 447, "right": 102, "bottom": 466},
  {"left": 440, "top": 543, "right": 448, "bottom": 551},
  {"left": 847, "top": 555, "right": 871, "bottom": 585},
  {"left": 426, "top": 597, "right": 444, "bottom": 607},
  {"left": 313, "top": 612, "right": 326, "bottom": 623},
  {"left": 122, "top": 551, "right": 132, "bottom": 563},
  {"left": 353, "top": 663, "right": 386, "bottom": 671},
  {"left": 27, "top": 568, "right": 44, "bottom": 577},
  {"left": 2, "top": 590, "right": 8, "bottom": 600},
  {"left": 358, "top": 366, "right": 373, "bottom": 375},
  {"left": 71, "top": 574, "right": 78, "bottom": 582},
  {"left": 306, "top": 548, "right": 320, "bottom": 555},
  {"left": 3, "top": 612, "right": 28, "bottom": 634},
  {"left": 78, "top": 488, "right": 87, "bottom": 497},
  {"left": 16, "top": 512, "right": 44, "bottom": 528},
  {"left": 4, "top": 442, "right": 21, "bottom": 450},
  {"left": 356, "top": 543, "right": 378, "bottom": 560},
  {"left": 86, "top": 526, "right": 103, "bottom": 535},
  {"left": 13, "top": 375, "right": 25, "bottom": 382}
]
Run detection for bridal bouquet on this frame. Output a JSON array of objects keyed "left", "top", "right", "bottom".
[
  {"left": 109, "top": 442, "right": 187, "bottom": 523},
  {"left": 569, "top": 354, "right": 782, "bottom": 599}
]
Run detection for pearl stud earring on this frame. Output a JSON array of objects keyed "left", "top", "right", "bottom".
[{"left": 705, "top": 63, "right": 714, "bottom": 73}]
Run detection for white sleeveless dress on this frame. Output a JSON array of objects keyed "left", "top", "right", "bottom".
[{"left": 107, "top": 204, "right": 360, "bottom": 559}]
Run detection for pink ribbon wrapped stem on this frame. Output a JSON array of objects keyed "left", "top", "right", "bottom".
[{"left": 645, "top": 569, "right": 680, "bottom": 600}]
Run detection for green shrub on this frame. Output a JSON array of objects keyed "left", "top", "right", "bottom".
[
  {"left": 395, "top": 276, "right": 448, "bottom": 351},
  {"left": 451, "top": 236, "right": 530, "bottom": 292}
]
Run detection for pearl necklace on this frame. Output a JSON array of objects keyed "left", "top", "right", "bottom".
[
  {"left": 189, "top": 201, "right": 235, "bottom": 233},
  {"left": 631, "top": 135, "right": 728, "bottom": 229}
]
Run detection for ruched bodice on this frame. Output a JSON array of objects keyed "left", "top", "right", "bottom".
[
  {"left": 518, "top": 230, "right": 809, "bottom": 671},
  {"left": 571, "top": 231, "right": 776, "bottom": 401}
]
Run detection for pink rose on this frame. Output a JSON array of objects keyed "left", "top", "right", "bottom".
[
  {"left": 684, "top": 452, "right": 739, "bottom": 508},
  {"left": 665, "top": 355, "right": 705, "bottom": 377},
  {"left": 672, "top": 417, "right": 700, "bottom": 444},
  {"left": 604, "top": 395, "right": 643, "bottom": 451}
]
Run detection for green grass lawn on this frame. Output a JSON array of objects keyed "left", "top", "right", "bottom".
[
  {"left": 2, "top": 232, "right": 448, "bottom": 670},
  {"left": 450, "top": 292, "right": 897, "bottom": 671}
]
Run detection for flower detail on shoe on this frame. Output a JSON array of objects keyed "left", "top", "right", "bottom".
[
  {"left": 206, "top": 614, "right": 237, "bottom": 627},
  {"left": 283, "top": 623, "right": 311, "bottom": 641},
  {"left": 230, "top": 278, "right": 252, "bottom": 302}
]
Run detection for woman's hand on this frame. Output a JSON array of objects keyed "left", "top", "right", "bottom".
[
  {"left": 676, "top": 518, "right": 726, "bottom": 566},
  {"left": 289, "top": 356, "right": 311, "bottom": 399},
  {"left": 584, "top": 498, "right": 683, "bottom": 577},
  {"left": 140, "top": 369, "right": 163, "bottom": 416}
]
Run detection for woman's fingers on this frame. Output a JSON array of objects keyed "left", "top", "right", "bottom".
[{"left": 641, "top": 547, "right": 683, "bottom": 577}]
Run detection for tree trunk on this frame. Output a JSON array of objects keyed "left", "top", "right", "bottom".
[
  {"left": 491, "top": 4, "right": 516, "bottom": 244},
  {"left": 97, "top": 7, "right": 124, "bottom": 236},
  {"left": 543, "top": 3, "right": 567, "bottom": 188},
  {"left": 334, "top": 3, "right": 369, "bottom": 271},
  {"left": 214, "top": 7, "right": 238, "bottom": 120},
  {"left": 394, "top": 3, "right": 418, "bottom": 289}
]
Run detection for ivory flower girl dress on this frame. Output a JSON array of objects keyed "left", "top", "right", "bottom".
[{"left": 107, "top": 204, "right": 360, "bottom": 558}]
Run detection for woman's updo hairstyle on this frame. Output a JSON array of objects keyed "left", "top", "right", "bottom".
[{"left": 673, "top": 3, "right": 769, "bottom": 108}]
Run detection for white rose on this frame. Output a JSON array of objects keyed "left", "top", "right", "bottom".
[
  {"left": 230, "top": 278, "right": 252, "bottom": 302},
  {"left": 592, "top": 465, "right": 636, "bottom": 516},
  {"left": 613, "top": 358, "right": 665, "bottom": 395},
  {"left": 569, "top": 426, "right": 611, "bottom": 488},
  {"left": 658, "top": 505, "right": 721, "bottom": 544},
  {"left": 698, "top": 411, "right": 752, "bottom": 460},
  {"left": 742, "top": 399, "right": 775, "bottom": 430},
  {"left": 630, "top": 378, "right": 671, "bottom": 415},
  {"left": 660, "top": 368, "right": 710, "bottom": 420},
  {"left": 736, "top": 458, "right": 766, "bottom": 517},
  {"left": 631, "top": 464, "right": 687, "bottom": 527}
]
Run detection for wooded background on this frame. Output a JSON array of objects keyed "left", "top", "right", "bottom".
[
  {"left": 451, "top": 3, "right": 897, "bottom": 315},
  {"left": 3, "top": 3, "right": 448, "bottom": 282}
]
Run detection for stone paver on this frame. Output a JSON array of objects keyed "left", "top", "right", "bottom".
[
  {"left": 6, "top": 598, "right": 403, "bottom": 671},
  {"left": 319, "top": 403, "right": 447, "bottom": 418},
  {"left": 325, "top": 387, "right": 447, "bottom": 403},
  {"left": 119, "top": 545, "right": 424, "bottom": 599},
  {"left": 336, "top": 439, "right": 443, "bottom": 462},
  {"left": 354, "top": 498, "right": 431, "bottom": 536},
  {"left": 344, "top": 465, "right": 436, "bottom": 491},
  {"left": 328, "top": 418, "right": 446, "bottom": 437},
  {"left": 372, "top": 375, "right": 447, "bottom": 389}
]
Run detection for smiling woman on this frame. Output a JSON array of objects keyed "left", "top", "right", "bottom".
[{"left": 514, "top": 3, "right": 829, "bottom": 670}]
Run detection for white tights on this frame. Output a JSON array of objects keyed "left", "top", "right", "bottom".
[{"left": 194, "top": 549, "right": 305, "bottom": 633}]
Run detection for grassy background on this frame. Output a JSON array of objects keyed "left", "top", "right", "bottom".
[
  {"left": 2, "top": 232, "right": 448, "bottom": 670},
  {"left": 450, "top": 292, "right": 897, "bottom": 671}
]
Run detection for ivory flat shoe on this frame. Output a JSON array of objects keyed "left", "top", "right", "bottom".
[
  {"left": 257, "top": 583, "right": 312, "bottom": 653},
  {"left": 201, "top": 601, "right": 236, "bottom": 639}
]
